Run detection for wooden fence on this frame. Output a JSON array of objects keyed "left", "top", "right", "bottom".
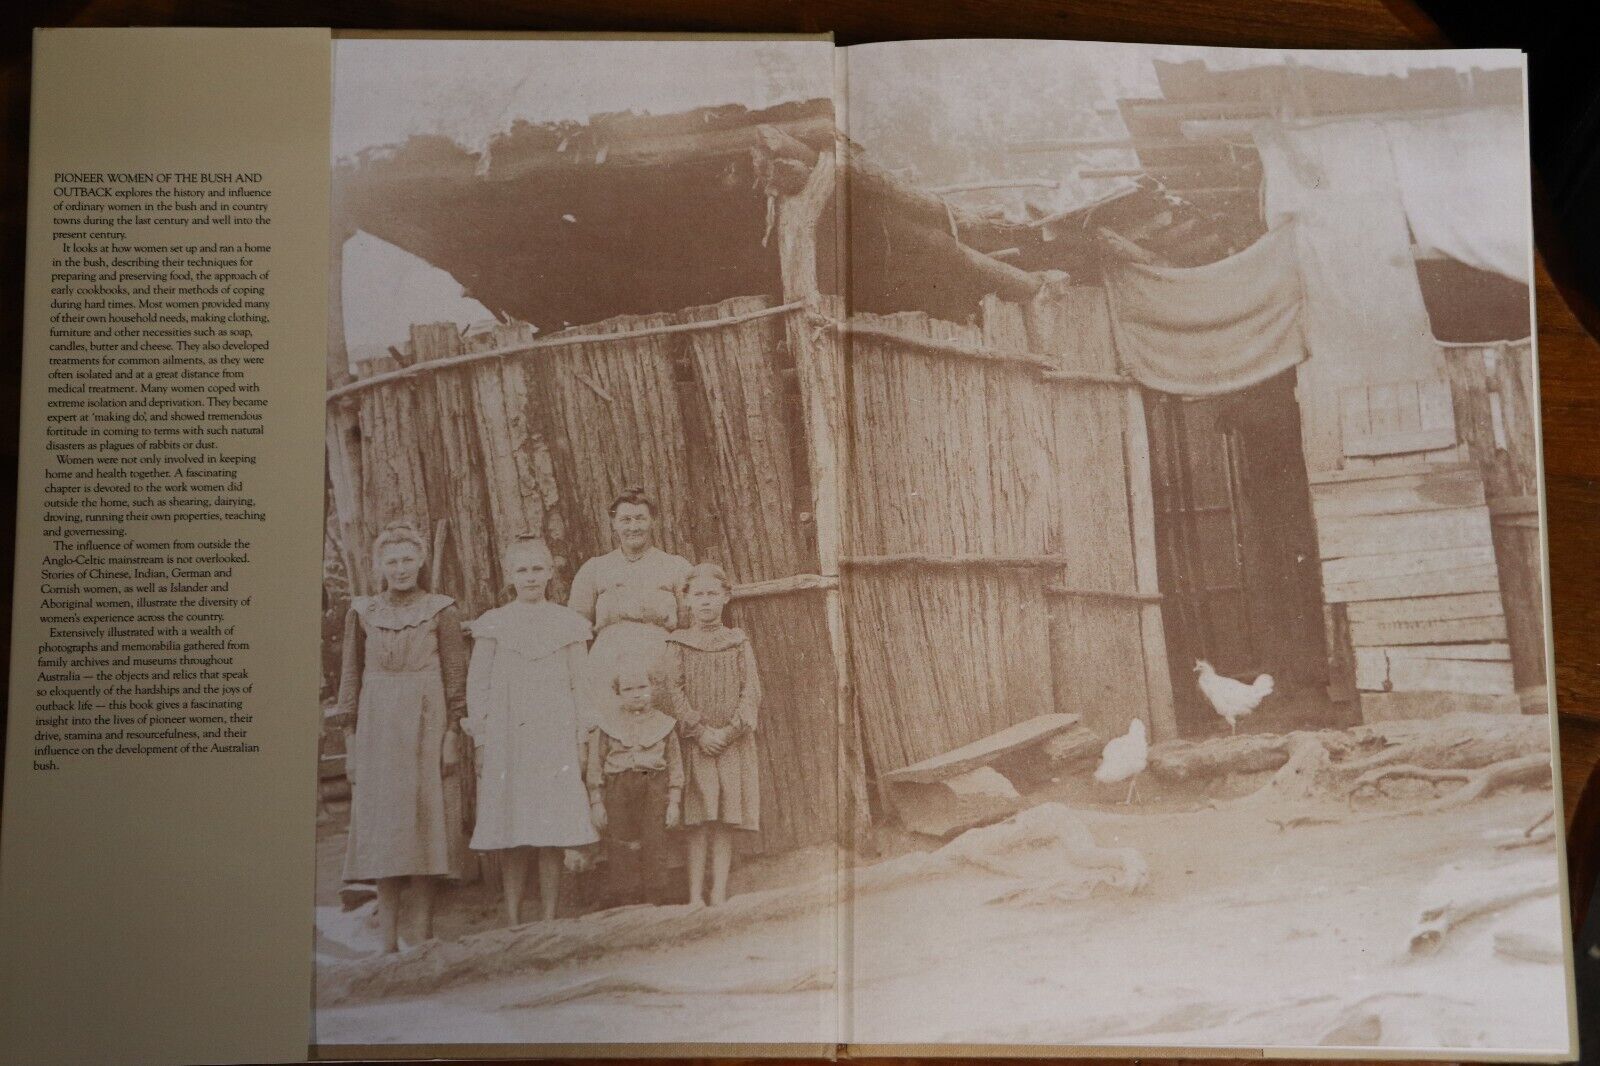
[
  {"left": 1441, "top": 338, "right": 1546, "bottom": 698},
  {"left": 843, "top": 280, "right": 1175, "bottom": 777},
  {"left": 325, "top": 295, "right": 839, "bottom": 854},
  {"left": 1302, "top": 337, "right": 1544, "bottom": 722},
  {"left": 326, "top": 278, "right": 1185, "bottom": 846}
]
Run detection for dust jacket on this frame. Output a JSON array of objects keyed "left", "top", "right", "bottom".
[{"left": 0, "top": 28, "right": 1577, "bottom": 1064}]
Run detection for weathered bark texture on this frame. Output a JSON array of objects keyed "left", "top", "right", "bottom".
[
  {"left": 845, "top": 308, "right": 1056, "bottom": 774},
  {"left": 325, "top": 297, "right": 836, "bottom": 853},
  {"left": 1146, "top": 712, "right": 1552, "bottom": 819},
  {"left": 1440, "top": 339, "right": 1547, "bottom": 696},
  {"left": 842, "top": 282, "right": 1171, "bottom": 775},
  {"left": 1028, "top": 281, "right": 1175, "bottom": 742}
]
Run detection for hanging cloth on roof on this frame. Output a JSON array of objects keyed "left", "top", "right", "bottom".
[
  {"left": 1255, "top": 119, "right": 1440, "bottom": 375},
  {"left": 1382, "top": 107, "right": 1532, "bottom": 285},
  {"left": 1254, "top": 119, "right": 1443, "bottom": 471},
  {"left": 1102, "top": 223, "right": 1305, "bottom": 397}
]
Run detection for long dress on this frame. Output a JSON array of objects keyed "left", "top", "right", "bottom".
[
  {"left": 463, "top": 599, "right": 599, "bottom": 850},
  {"left": 659, "top": 624, "right": 762, "bottom": 831},
  {"left": 568, "top": 546, "right": 693, "bottom": 725},
  {"left": 340, "top": 590, "right": 470, "bottom": 882}
]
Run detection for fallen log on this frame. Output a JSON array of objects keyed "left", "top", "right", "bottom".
[
  {"left": 1147, "top": 733, "right": 1295, "bottom": 782},
  {"left": 1146, "top": 713, "right": 1549, "bottom": 798},
  {"left": 317, "top": 802, "right": 1143, "bottom": 1006}
]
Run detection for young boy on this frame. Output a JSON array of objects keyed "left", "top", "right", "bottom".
[{"left": 586, "top": 665, "right": 683, "bottom": 907}]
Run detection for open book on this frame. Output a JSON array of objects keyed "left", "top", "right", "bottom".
[{"left": 1, "top": 29, "right": 1576, "bottom": 1063}]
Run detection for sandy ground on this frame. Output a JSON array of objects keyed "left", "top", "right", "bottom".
[
  {"left": 850, "top": 790, "right": 1566, "bottom": 1051},
  {"left": 314, "top": 784, "right": 1569, "bottom": 1053}
]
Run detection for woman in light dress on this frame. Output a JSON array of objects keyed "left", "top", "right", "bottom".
[
  {"left": 339, "top": 522, "right": 470, "bottom": 954},
  {"left": 462, "top": 536, "right": 598, "bottom": 925}
]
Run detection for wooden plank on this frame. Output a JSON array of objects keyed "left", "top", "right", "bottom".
[
  {"left": 981, "top": 295, "right": 1055, "bottom": 575},
  {"left": 1489, "top": 493, "right": 1540, "bottom": 517},
  {"left": 775, "top": 152, "right": 860, "bottom": 850},
  {"left": 1343, "top": 424, "right": 1459, "bottom": 457},
  {"left": 1324, "top": 602, "right": 1358, "bottom": 705},
  {"left": 1346, "top": 591, "right": 1506, "bottom": 625},
  {"left": 1316, "top": 505, "right": 1493, "bottom": 560},
  {"left": 1308, "top": 460, "right": 1476, "bottom": 486},
  {"left": 1340, "top": 378, "right": 1456, "bottom": 457},
  {"left": 1493, "top": 520, "right": 1548, "bottom": 690},
  {"left": 981, "top": 299, "right": 1064, "bottom": 772},
  {"left": 1339, "top": 386, "right": 1370, "bottom": 451},
  {"left": 729, "top": 573, "right": 837, "bottom": 600},
  {"left": 1309, "top": 465, "right": 1485, "bottom": 520},
  {"left": 355, "top": 364, "right": 432, "bottom": 562},
  {"left": 1026, "top": 280, "right": 1154, "bottom": 742},
  {"left": 882, "top": 713, "right": 1082, "bottom": 785},
  {"left": 1354, "top": 648, "right": 1516, "bottom": 695},
  {"left": 1369, "top": 643, "right": 1513, "bottom": 661},
  {"left": 1418, "top": 379, "right": 1456, "bottom": 434},
  {"left": 1367, "top": 381, "right": 1406, "bottom": 436},
  {"left": 470, "top": 354, "right": 544, "bottom": 566},
  {"left": 1349, "top": 613, "right": 1509, "bottom": 647},
  {"left": 324, "top": 408, "right": 368, "bottom": 596},
  {"left": 1360, "top": 690, "right": 1521, "bottom": 722},
  {"left": 1125, "top": 387, "right": 1178, "bottom": 741},
  {"left": 1441, "top": 340, "right": 1548, "bottom": 694},
  {"left": 1324, "top": 562, "right": 1502, "bottom": 604},
  {"left": 1322, "top": 544, "right": 1496, "bottom": 587}
]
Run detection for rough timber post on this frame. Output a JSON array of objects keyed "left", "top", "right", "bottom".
[
  {"left": 1122, "top": 390, "right": 1179, "bottom": 741},
  {"left": 775, "top": 151, "right": 872, "bottom": 849},
  {"left": 324, "top": 225, "right": 366, "bottom": 594}
]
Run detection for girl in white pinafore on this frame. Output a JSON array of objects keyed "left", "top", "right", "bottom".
[{"left": 463, "top": 536, "right": 599, "bottom": 925}]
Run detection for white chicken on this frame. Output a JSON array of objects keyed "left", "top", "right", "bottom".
[
  {"left": 1093, "top": 718, "right": 1148, "bottom": 804},
  {"left": 1195, "top": 659, "right": 1274, "bottom": 734}
]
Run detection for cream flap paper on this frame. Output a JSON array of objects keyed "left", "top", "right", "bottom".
[{"left": 1, "top": 28, "right": 329, "bottom": 1066}]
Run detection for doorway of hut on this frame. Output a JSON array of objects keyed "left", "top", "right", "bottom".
[{"left": 1146, "top": 370, "right": 1343, "bottom": 737}]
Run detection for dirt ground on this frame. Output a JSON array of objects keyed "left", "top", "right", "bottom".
[
  {"left": 850, "top": 788, "right": 1566, "bottom": 1050},
  {"left": 313, "top": 760, "right": 1569, "bottom": 1053}
]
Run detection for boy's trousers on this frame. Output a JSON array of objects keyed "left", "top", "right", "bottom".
[{"left": 603, "top": 768, "right": 671, "bottom": 905}]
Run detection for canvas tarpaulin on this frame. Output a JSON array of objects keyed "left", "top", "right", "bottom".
[
  {"left": 1255, "top": 118, "right": 1443, "bottom": 471},
  {"left": 1103, "top": 224, "right": 1305, "bottom": 397},
  {"left": 1383, "top": 107, "right": 1532, "bottom": 285},
  {"left": 1256, "top": 119, "right": 1441, "bottom": 374}
]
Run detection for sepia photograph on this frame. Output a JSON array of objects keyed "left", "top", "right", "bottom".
[
  {"left": 840, "top": 40, "right": 1565, "bottom": 1052},
  {"left": 312, "top": 35, "right": 1568, "bottom": 1055},
  {"left": 315, "top": 36, "right": 843, "bottom": 1049}
]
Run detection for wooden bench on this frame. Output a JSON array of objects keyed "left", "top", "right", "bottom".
[{"left": 883, "top": 714, "right": 1083, "bottom": 837}]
